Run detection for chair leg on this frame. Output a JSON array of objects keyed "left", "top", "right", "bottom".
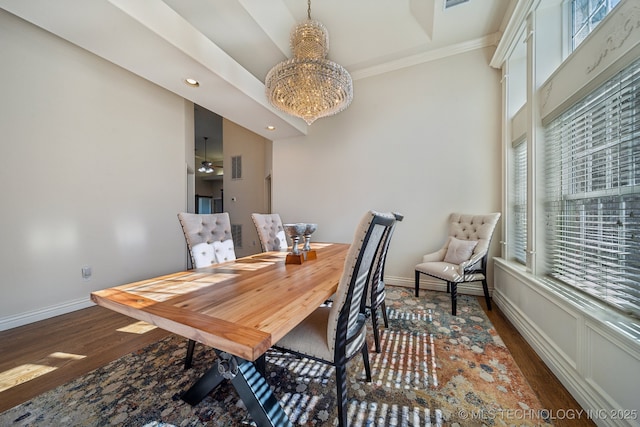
[
  {"left": 414, "top": 270, "right": 420, "bottom": 297},
  {"left": 371, "top": 308, "right": 381, "bottom": 353},
  {"left": 381, "top": 301, "right": 389, "bottom": 328},
  {"left": 361, "top": 344, "right": 372, "bottom": 382},
  {"left": 482, "top": 278, "right": 492, "bottom": 311},
  {"left": 335, "top": 364, "right": 348, "bottom": 427},
  {"left": 185, "top": 339, "right": 196, "bottom": 369},
  {"left": 449, "top": 282, "right": 457, "bottom": 316}
]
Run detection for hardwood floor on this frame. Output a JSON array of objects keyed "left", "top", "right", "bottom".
[
  {"left": 479, "top": 298, "right": 595, "bottom": 427},
  {"left": 0, "top": 298, "right": 593, "bottom": 426},
  {"left": 0, "top": 306, "right": 170, "bottom": 413}
]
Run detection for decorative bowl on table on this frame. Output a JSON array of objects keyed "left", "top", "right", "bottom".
[
  {"left": 302, "top": 223, "right": 317, "bottom": 252},
  {"left": 283, "top": 223, "right": 307, "bottom": 255}
]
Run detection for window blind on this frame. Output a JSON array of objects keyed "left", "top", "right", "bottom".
[
  {"left": 511, "top": 140, "right": 527, "bottom": 264},
  {"left": 544, "top": 57, "right": 640, "bottom": 318}
]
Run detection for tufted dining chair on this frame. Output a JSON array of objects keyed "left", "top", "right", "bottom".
[
  {"left": 366, "top": 212, "right": 403, "bottom": 353},
  {"left": 177, "top": 212, "right": 236, "bottom": 268},
  {"left": 251, "top": 213, "right": 288, "bottom": 252},
  {"left": 414, "top": 212, "right": 500, "bottom": 316},
  {"left": 274, "top": 210, "right": 396, "bottom": 427},
  {"left": 177, "top": 212, "right": 236, "bottom": 368}
]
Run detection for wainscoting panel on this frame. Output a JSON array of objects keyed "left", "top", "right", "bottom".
[
  {"left": 493, "top": 258, "right": 640, "bottom": 427},
  {"left": 585, "top": 321, "right": 640, "bottom": 419}
]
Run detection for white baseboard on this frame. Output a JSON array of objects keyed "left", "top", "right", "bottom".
[{"left": 0, "top": 297, "right": 94, "bottom": 331}]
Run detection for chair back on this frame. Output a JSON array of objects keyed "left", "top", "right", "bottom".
[
  {"left": 251, "top": 213, "right": 288, "bottom": 252},
  {"left": 327, "top": 211, "right": 396, "bottom": 362},
  {"left": 177, "top": 212, "right": 236, "bottom": 268},
  {"left": 368, "top": 212, "right": 403, "bottom": 308},
  {"left": 447, "top": 212, "right": 501, "bottom": 267}
]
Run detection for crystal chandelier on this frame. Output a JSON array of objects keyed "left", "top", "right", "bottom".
[
  {"left": 265, "top": 0, "right": 353, "bottom": 125},
  {"left": 198, "top": 137, "right": 214, "bottom": 174}
]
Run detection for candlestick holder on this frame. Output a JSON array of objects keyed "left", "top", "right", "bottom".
[
  {"left": 283, "top": 223, "right": 306, "bottom": 264},
  {"left": 302, "top": 223, "right": 318, "bottom": 260}
]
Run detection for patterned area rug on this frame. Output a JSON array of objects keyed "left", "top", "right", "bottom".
[{"left": 0, "top": 288, "right": 551, "bottom": 426}]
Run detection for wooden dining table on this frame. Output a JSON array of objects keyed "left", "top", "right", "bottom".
[{"left": 91, "top": 242, "right": 349, "bottom": 427}]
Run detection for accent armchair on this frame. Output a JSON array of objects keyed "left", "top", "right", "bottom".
[{"left": 414, "top": 212, "right": 500, "bottom": 316}]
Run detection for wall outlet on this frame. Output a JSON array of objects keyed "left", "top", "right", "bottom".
[{"left": 81, "top": 265, "right": 92, "bottom": 281}]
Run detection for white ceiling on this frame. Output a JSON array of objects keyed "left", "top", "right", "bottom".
[{"left": 0, "top": 0, "right": 514, "bottom": 166}]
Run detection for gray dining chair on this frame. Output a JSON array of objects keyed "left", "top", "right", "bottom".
[
  {"left": 366, "top": 212, "right": 403, "bottom": 353},
  {"left": 414, "top": 212, "right": 500, "bottom": 316},
  {"left": 177, "top": 212, "right": 236, "bottom": 368},
  {"left": 273, "top": 210, "right": 396, "bottom": 427},
  {"left": 177, "top": 212, "right": 236, "bottom": 268},
  {"left": 251, "top": 213, "right": 288, "bottom": 252}
]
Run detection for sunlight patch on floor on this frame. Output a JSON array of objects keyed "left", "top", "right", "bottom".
[
  {"left": 0, "top": 352, "right": 86, "bottom": 392},
  {"left": 117, "top": 320, "right": 158, "bottom": 334}
]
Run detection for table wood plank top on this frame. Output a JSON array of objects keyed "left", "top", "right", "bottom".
[{"left": 91, "top": 243, "right": 348, "bottom": 361}]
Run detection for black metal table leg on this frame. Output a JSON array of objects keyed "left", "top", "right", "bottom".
[
  {"left": 181, "top": 358, "right": 226, "bottom": 405},
  {"left": 231, "top": 357, "right": 292, "bottom": 427},
  {"left": 181, "top": 351, "right": 292, "bottom": 427}
]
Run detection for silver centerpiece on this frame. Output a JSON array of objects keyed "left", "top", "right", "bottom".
[
  {"left": 283, "top": 223, "right": 307, "bottom": 255},
  {"left": 302, "top": 223, "right": 317, "bottom": 252}
]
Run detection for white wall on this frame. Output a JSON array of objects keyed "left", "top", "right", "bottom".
[
  {"left": 272, "top": 47, "right": 503, "bottom": 292},
  {"left": 0, "top": 10, "right": 190, "bottom": 329},
  {"left": 0, "top": 11, "right": 503, "bottom": 327},
  {"left": 223, "top": 119, "right": 270, "bottom": 258}
]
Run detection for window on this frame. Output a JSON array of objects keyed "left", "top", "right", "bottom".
[
  {"left": 511, "top": 140, "right": 527, "bottom": 264},
  {"left": 571, "top": 0, "right": 621, "bottom": 50},
  {"left": 544, "top": 58, "right": 640, "bottom": 317}
]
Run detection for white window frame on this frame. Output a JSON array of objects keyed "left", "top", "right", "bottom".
[{"left": 570, "top": 0, "right": 621, "bottom": 51}]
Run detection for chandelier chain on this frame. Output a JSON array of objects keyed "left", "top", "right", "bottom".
[{"left": 307, "top": 0, "right": 311, "bottom": 20}]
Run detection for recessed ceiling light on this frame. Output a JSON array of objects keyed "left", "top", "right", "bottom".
[
  {"left": 266, "top": 125, "right": 276, "bottom": 131},
  {"left": 184, "top": 78, "right": 200, "bottom": 87}
]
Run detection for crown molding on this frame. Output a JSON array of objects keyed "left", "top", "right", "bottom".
[
  {"left": 490, "top": 0, "right": 540, "bottom": 68},
  {"left": 351, "top": 32, "right": 501, "bottom": 80}
]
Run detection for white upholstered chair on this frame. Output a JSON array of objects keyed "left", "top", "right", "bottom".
[
  {"left": 177, "top": 212, "right": 236, "bottom": 268},
  {"left": 251, "top": 213, "right": 288, "bottom": 252},
  {"left": 414, "top": 212, "right": 500, "bottom": 316},
  {"left": 274, "top": 210, "right": 396, "bottom": 427},
  {"left": 177, "top": 212, "right": 236, "bottom": 368},
  {"left": 366, "top": 212, "right": 403, "bottom": 353}
]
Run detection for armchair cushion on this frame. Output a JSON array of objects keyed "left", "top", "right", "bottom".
[
  {"left": 415, "top": 260, "right": 486, "bottom": 283},
  {"left": 443, "top": 237, "right": 478, "bottom": 265}
]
